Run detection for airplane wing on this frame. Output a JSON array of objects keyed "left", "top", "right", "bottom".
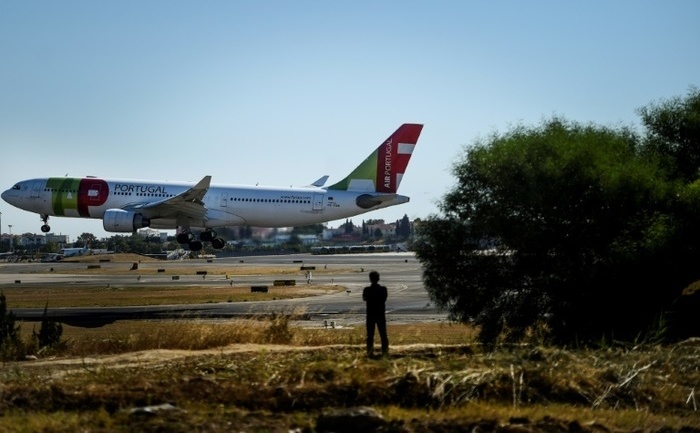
[{"left": 127, "top": 175, "right": 212, "bottom": 221}]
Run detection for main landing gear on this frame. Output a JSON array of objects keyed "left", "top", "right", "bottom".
[
  {"left": 40, "top": 214, "right": 50, "bottom": 233},
  {"left": 177, "top": 230, "right": 226, "bottom": 251}
]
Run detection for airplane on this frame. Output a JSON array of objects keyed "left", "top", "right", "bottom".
[
  {"left": 61, "top": 245, "right": 91, "bottom": 257},
  {"left": 1, "top": 123, "right": 424, "bottom": 251},
  {"left": 40, "top": 252, "right": 63, "bottom": 262}
]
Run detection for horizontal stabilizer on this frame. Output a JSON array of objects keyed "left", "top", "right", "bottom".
[{"left": 356, "top": 193, "right": 409, "bottom": 209}]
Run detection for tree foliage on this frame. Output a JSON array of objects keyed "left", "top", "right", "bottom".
[
  {"left": 291, "top": 224, "right": 325, "bottom": 235},
  {"left": 395, "top": 214, "right": 411, "bottom": 239},
  {"left": 105, "top": 234, "right": 164, "bottom": 255},
  {"left": 75, "top": 232, "right": 97, "bottom": 248},
  {"left": 0, "top": 292, "right": 23, "bottom": 360},
  {"left": 638, "top": 87, "right": 700, "bottom": 181},
  {"left": 33, "top": 303, "right": 63, "bottom": 349},
  {"left": 342, "top": 219, "right": 355, "bottom": 234},
  {"left": 416, "top": 90, "right": 700, "bottom": 344}
]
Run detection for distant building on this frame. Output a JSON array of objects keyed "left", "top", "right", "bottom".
[
  {"left": 365, "top": 221, "right": 395, "bottom": 238},
  {"left": 45, "top": 233, "right": 70, "bottom": 245},
  {"left": 273, "top": 233, "right": 319, "bottom": 245},
  {"left": 137, "top": 228, "right": 169, "bottom": 242},
  {"left": 15, "top": 232, "right": 70, "bottom": 247}
]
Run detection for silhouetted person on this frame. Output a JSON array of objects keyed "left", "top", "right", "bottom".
[{"left": 363, "top": 270, "right": 388, "bottom": 357}]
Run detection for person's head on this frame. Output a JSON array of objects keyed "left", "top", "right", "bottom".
[{"left": 369, "top": 271, "right": 380, "bottom": 284}]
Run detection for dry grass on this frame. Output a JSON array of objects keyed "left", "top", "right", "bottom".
[
  {"left": 3, "top": 319, "right": 699, "bottom": 432},
  {"left": 2, "top": 257, "right": 698, "bottom": 431},
  {"left": 2, "top": 284, "right": 344, "bottom": 308},
  {"left": 18, "top": 319, "right": 474, "bottom": 356},
  {"left": 1, "top": 253, "right": 353, "bottom": 307}
]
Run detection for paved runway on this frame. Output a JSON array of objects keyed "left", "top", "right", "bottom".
[{"left": 0, "top": 252, "right": 448, "bottom": 327}]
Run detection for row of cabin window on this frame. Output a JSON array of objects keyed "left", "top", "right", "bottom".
[
  {"left": 45, "top": 188, "right": 311, "bottom": 203},
  {"left": 230, "top": 197, "right": 311, "bottom": 204},
  {"left": 113, "top": 192, "right": 174, "bottom": 197},
  {"left": 45, "top": 188, "right": 77, "bottom": 193}
]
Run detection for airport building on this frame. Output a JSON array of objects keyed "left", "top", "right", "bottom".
[{"left": 17, "top": 233, "right": 70, "bottom": 247}]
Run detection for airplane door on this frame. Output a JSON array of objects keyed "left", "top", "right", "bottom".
[
  {"left": 221, "top": 192, "right": 228, "bottom": 208},
  {"left": 313, "top": 194, "right": 324, "bottom": 211}
]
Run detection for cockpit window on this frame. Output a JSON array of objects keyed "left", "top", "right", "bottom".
[{"left": 12, "top": 184, "right": 20, "bottom": 190}]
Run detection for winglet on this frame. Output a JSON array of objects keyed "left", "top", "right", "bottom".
[
  {"left": 182, "top": 176, "right": 211, "bottom": 203},
  {"left": 328, "top": 124, "right": 423, "bottom": 193}
]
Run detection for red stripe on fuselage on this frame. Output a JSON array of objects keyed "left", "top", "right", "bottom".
[{"left": 77, "top": 178, "right": 109, "bottom": 217}]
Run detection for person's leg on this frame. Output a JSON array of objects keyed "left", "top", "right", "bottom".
[
  {"left": 378, "top": 316, "right": 389, "bottom": 356},
  {"left": 366, "top": 316, "right": 376, "bottom": 356}
]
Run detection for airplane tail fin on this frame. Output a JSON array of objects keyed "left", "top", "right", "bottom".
[{"left": 327, "top": 123, "right": 424, "bottom": 193}]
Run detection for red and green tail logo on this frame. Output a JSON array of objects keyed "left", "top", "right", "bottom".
[{"left": 328, "top": 124, "right": 423, "bottom": 193}]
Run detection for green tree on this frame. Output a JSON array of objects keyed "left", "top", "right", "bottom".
[
  {"left": 415, "top": 112, "right": 700, "bottom": 345},
  {"left": 342, "top": 219, "right": 355, "bottom": 234},
  {"left": 0, "top": 292, "right": 22, "bottom": 359},
  {"left": 43, "top": 241, "right": 59, "bottom": 253},
  {"left": 33, "top": 303, "right": 63, "bottom": 349},
  {"left": 638, "top": 87, "right": 700, "bottom": 181},
  {"left": 396, "top": 214, "right": 411, "bottom": 239},
  {"left": 75, "top": 232, "right": 97, "bottom": 248},
  {"left": 291, "top": 224, "right": 324, "bottom": 235},
  {"left": 106, "top": 235, "right": 130, "bottom": 253}
]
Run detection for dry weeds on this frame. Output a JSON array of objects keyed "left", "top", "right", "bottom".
[{"left": 1, "top": 320, "right": 699, "bottom": 432}]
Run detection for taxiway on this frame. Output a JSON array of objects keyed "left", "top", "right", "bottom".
[{"left": 0, "top": 252, "right": 447, "bottom": 327}]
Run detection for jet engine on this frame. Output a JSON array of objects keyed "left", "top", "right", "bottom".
[{"left": 103, "top": 209, "right": 150, "bottom": 232}]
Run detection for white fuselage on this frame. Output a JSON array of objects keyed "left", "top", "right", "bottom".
[{"left": 1, "top": 177, "right": 408, "bottom": 231}]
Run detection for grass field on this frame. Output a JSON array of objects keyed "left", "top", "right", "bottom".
[
  {"left": 1, "top": 284, "right": 344, "bottom": 308},
  {"left": 0, "top": 253, "right": 352, "bottom": 307},
  {"left": 1, "top": 256, "right": 698, "bottom": 432},
  {"left": 2, "top": 317, "right": 699, "bottom": 432}
]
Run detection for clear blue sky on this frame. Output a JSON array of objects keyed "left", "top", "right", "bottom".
[{"left": 1, "top": 1, "right": 698, "bottom": 241}]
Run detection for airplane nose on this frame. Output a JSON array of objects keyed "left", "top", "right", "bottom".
[{"left": 2, "top": 188, "right": 17, "bottom": 205}]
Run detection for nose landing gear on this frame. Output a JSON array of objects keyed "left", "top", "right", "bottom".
[{"left": 40, "top": 214, "right": 50, "bottom": 233}]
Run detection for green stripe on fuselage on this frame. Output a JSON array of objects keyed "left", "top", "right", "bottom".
[{"left": 47, "top": 177, "right": 81, "bottom": 216}]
